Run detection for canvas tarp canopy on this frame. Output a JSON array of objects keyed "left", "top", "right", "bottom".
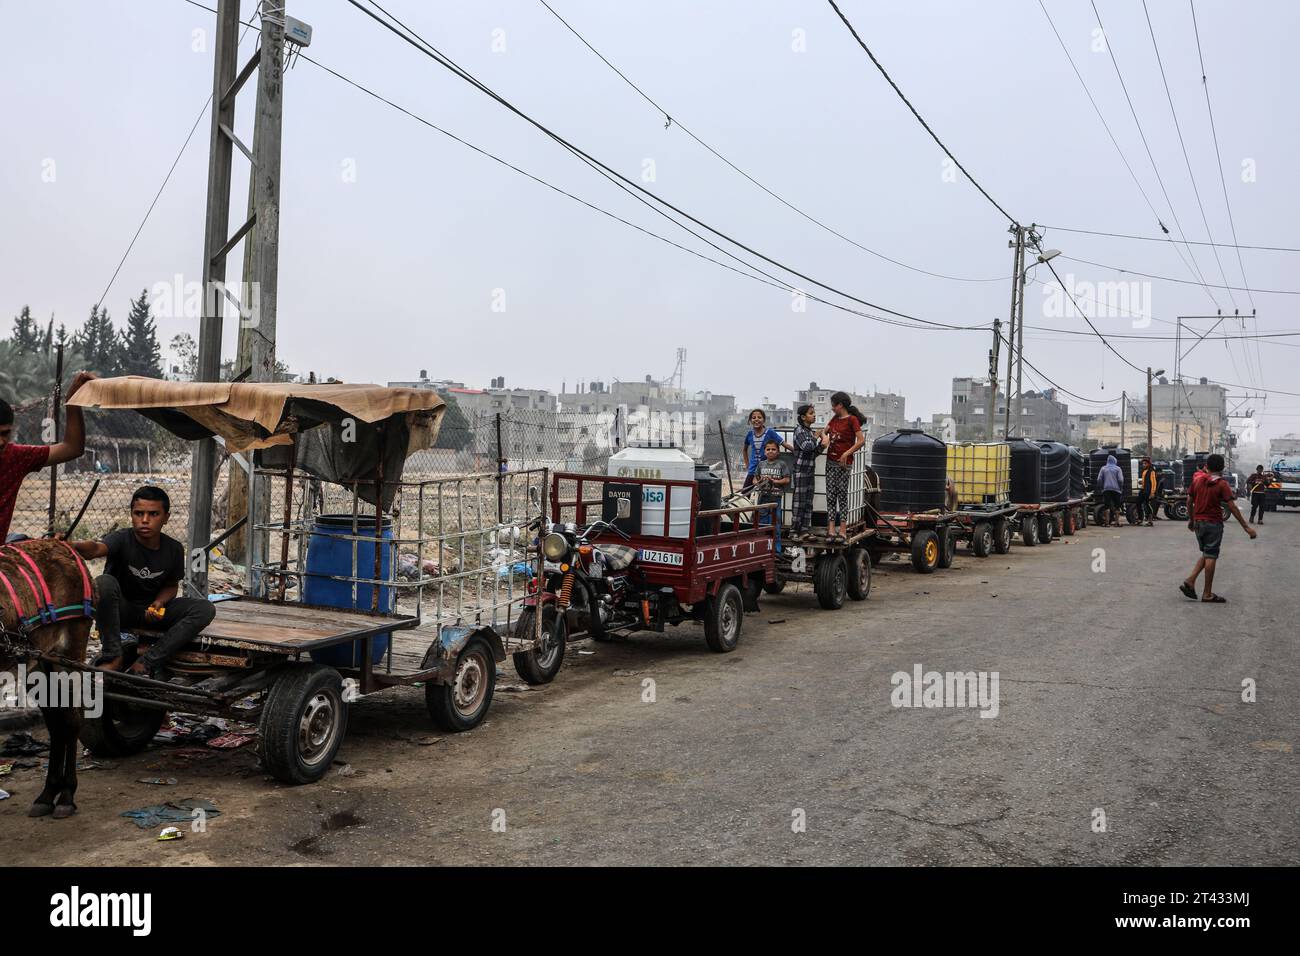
[{"left": 69, "top": 377, "right": 446, "bottom": 509}]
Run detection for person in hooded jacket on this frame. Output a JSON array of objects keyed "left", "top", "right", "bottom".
[{"left": 1097, "top": 454, "right": 1124, "bottom": 527}]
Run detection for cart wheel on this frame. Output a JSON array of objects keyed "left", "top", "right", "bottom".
[
  {"left": 1172, "top": 500, "right": 1189, "bottom": 521},
  {"left": 1062, "top": 509, "right": 1076, "bottom": 536},
  {"left": 993, "top": 518, "right": 1012, "bottom": 554},
  {"left": 1038, "top": 514, "right": 1054, "bottom": 544},
  {"left": 812, "top": 553, "right": 848, "bottom": 609},
  {"left": 427, "top": 635, "right": 497, "bottom": 731},
  {"left": 1125, "top": 503, "right": 1141, "bottom": 525},
  {"left": 1162, "top": 503, "right": 1173, "bottom": 520},
  {"left": 1053, "top": 512, "right": 1065, "bottom": 537},
  {"left": 936, "top": 526, "right": 956, "bottom": 568},
  {"left": 511, "top": 606, "right": 566, "bottom": 686},
  {"left": 259, "top": 664, "right": 349, "bottom": 785},
  {"left": 79, "top": 644, "right": 167, "bottom": 757},
  {"left": 910, "top": 530, "right": 940, "bottom": 573},
  {"left": 971, "top": 522, "right": 993, "bottom": 558},
  {"left": 763, "top": 578, "right": 787, "bottom": 595},
  {"left": 1021, "top": 516, "right": 1039, "bottom": 547},
  {"left": 845, "top": 548, "right": 871, "bottom": 601},
  {"left": 703, "top": 582, "right": 744, "bottom": 652}
]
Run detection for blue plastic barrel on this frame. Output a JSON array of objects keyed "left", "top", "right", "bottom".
[{"left": 303, "top": 513, "right": 394, "bottom": 667}]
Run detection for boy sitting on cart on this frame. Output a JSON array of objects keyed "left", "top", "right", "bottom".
[{"left": 67, "top": 485, "right": 215, "bottom": 676}]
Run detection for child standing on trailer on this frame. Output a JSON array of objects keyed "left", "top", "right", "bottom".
[
  {"left": 790, "top": 403, "right": 821, "bottom": 541},
  {"left": 741, "top": 408, "right": 790, "bottom": 490},
  {"left": 754, "top": 439, "right": 791, "bottom": 551},
  {"left": 823, "top": 392, "right": 866, "bottom": 544}
]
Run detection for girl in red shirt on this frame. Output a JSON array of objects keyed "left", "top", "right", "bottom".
[{"left": 821, "top": 391, "right": 866, "bottom": 542}]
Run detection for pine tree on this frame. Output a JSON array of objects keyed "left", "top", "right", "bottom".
[
  {"left": 10, "top": 305, "right": 41, "bottom": 353},
  {"left": 118, "top": 289, "right": 162, "bottom": 377},
  {"left": 71, "top": 304, "right": 120, "bottom": 375}
]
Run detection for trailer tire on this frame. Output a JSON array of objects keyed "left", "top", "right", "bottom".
[
  {"left": 846, "top": 548, "right": 872, "bottom": 601},
  {"left": 1021, "top": 516, "right": 1038, "bottom": 546},
  {"left": 511, "top": 607, "right": 566, "bottom": 686},
  {"left": 259, "top": 664, "right": 348, "bottom": 785},
  {"left": 1053, "top": 512, "right": 1065, "bottom": 537},
  {"left": 1171, "top": 499, "right": 1189, "bottom": 521},
  {"left": 763, "top": 579, "right": 787, "bottom": 595},
  {"left": 971, "top": 522, "right": 993, "bottom": 557},
  {"left": 1062, "top": 509, "right": 1076, "bottom": 536},
  {"left": 427, "top": 635, "right": 496, "bottom": 731},
  {"left": 703, "top": 583, "right": 744, "bottom": 652},
  {"left": 993, "top": 518, "right": 1012, "bottom": 554},
  {"left": 1162, "top": 503, "right": 1174, "bottom": 520},
  {"left": 1125, "top": 503, "right": 1141, "bottom": 525},
  {"left": 910, "top": 530, "right": 940, "bottom": 573},
  {"left": 1038, "top": 514, "right": 1054, "bottom": 544},
  {"left": 813, "top": 553, "right": 848, "bottom": 609},
  {"left": 936, "top": 526, "right": 956, "bottom": 568},
  {"left": 79, "top": 697, "right": 166, "bottom": 757}
]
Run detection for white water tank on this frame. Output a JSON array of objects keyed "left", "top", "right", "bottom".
[{"left": 607, "top": 444, "right": 695, "bottom": 538}]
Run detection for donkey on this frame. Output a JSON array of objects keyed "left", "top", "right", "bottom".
[{"left": 0, "top": 539, "right": 97, "bottom": 819}]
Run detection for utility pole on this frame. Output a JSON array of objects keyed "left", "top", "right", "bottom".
[
  {"left": 1013, "top": 227, "right": 1030, "bottom": 434},
  {"left": 1003, "top": 225, "right": 1024, "bottom": 438},
  {"left": 1146, "top": 367, "right": 1154, "bottom": 456},
  {"left": 1173, "top": 319, "right": 1181, "bottom": 457},
  {"left": 188, "top": 0, "right": 289, "bottom": 595},
  {"left": 1120, "top": 390, "right": 1127, "bottom": 448},
  {"left": 986, "top": 317, "right": 1001, "bottom": 439}
]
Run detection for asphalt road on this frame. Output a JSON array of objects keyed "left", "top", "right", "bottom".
[{"left": 4, "top": 509, "right": 1296, "bottom": 866}]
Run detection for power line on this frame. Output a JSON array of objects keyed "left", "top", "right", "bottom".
[
  {"left": 824, "top": 0, "right": 1017, "bottom": 225},
  {"left": 344, "top": 0, "right": 981, "bottom": 332},
  {"left": 536, "top": 0, "right": 1007, "bottom": 284},
  {"left": 1057, "top": 254, "right": 1300, "bottom": 294},
  {"left": 1089, "top": 0, "right": 1220, "bottom": 309},
  {"left": 1141, "top": 0, "right": 1238, "bottom": 310},
  {"left": 1039, "top": 224, "right": 1300, "bottom": 254}
]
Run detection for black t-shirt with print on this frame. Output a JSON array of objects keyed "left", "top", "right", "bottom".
[{"left": 102, "top": 529, "right": 185, "bottom": 606}]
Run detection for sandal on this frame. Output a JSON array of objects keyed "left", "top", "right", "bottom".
[
  {"left": 1201, "top": 595, "right": 1227, "bottom": 603},
  {"left": 1179, "top": 582, "right": 1197, "bottom": 600}
]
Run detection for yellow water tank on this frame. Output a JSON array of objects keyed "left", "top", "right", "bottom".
[{"left": 947, "top": 442, "right": 1010, "bottom": 505}]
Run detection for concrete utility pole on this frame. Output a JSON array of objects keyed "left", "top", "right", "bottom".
[
  {"left": 986, "top": 317, "right": 1001, "bottom": 439},
  {"left": 1013, "top": 228, "right": 1030, "bottom": 434},
  {"left": 188, "top": 0, "right": 287, "bottom": 594},
  {"left": 1120, "top": 390, "right": 1127, "bottom": 448},
  {"left": 1147, "top": 368, "right": 1154, "bottom": 455},
  {"left": 1003, "top": 225, "right": 1024, "bottom": 438}
]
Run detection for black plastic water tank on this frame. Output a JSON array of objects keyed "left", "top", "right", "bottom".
[
  {"left": 1068, "top": 445, "right": 1086, "bottom": 499},
  {"left": 1007, "top": 438, "right": 1043, "bottom": 503},
  {"left": 1090, "top": 446, "right": 1132, "bottom": 493},
  {"left": 872, "top": 429, "right": 947, "bottom": 513},
  {"left": 1035, "top": 439, "right": 1071, "bottom": 502},
  {"left": 1183, "top": 452, "right": 1209, "bottom": 488},
  {"left": 694, "top": 463, "right": 722, "bottom": 534}
]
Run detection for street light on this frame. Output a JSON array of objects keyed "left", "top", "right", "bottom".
[
  {"left": 1147, "top": 367, "right": 1166, "bottom": 457},
  {"left": 1036, "top": 249, "right": 1061, "bottom": 264}
]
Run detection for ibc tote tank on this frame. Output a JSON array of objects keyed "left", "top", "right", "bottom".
[
  {"left": 608, "top": 444, "right": 696, "bottom": 538},
  {"left": 873, "top": 429, "right": 947, "bottom": 513},
  {"left": 1008, "top": 438, "right": 1043, "bottom": 504},
  {"left": 946, "top": 442, "right": 1010, "bottom": 505},
  {"left": 1034, "top": 439, "right": 1071, "bottom": 502}
]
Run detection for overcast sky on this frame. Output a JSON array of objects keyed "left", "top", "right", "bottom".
[{"left": 2, "top": 0, "right": 1297, "bottom": 440}]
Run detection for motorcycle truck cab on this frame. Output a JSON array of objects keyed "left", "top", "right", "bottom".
[{"left": 522, "top": 472, "right": 777, "bottom": 656}]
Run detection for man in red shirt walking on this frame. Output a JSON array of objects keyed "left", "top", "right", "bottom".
[
  {"left": 0, "top": 371, "right": 96, "bottom": 540},
  {"left": 1179, "top": 453, "right": 1256, "bottom": 604}
]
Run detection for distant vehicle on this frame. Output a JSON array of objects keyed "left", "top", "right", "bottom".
[{"left": 1271, "top": 457, "right": 1300, "bottom": 508}]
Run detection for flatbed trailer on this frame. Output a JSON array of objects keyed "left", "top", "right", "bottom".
[
  {"left": 1011, "top": 499, "right": 1085, "bottom": 545},
  {"left": 948, "top": 502, "right": 1020, "bottom": 557},
  {"left": 865, "top": 509, "right": 964, "bottom": 574},
  {"left": 767, "top": 524, "right": 878, "bottom": 609}
]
